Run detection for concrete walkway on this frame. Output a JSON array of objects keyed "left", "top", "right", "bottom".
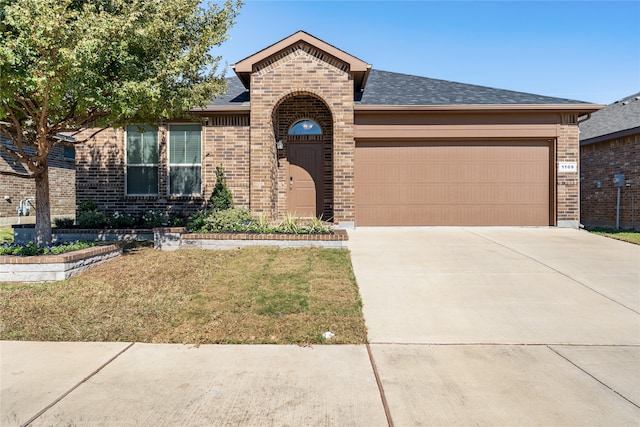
[{"left": 1, "top": 227, "right": 639, "bottom": 426}]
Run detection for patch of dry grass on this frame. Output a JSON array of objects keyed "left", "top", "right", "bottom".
[
  {"left": 586, "top": 227, "right": 640, "bottom": 245},
  {"left": 0, "top": 246, "right": 367, "bottom": 345}
]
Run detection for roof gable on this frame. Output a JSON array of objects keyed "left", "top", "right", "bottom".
[{"left": 231, "top": 31, "right": 371, "bottom": 91}]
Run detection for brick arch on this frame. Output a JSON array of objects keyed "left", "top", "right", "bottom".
[
  {"left": 270, "top": 90, "right": 335, "bottom": 133},
  {"left": 272, "top": 92, "right": 334, "bottom": 221}
]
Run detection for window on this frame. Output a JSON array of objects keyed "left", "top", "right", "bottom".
[
  {"left": 289, "top": 119, "right": 322, "bottom": 135},
  {"left": 126, "top": 125, "right": 158, "bottom": 195},
  {"left": 169, "top": 124, "right": 201, "bottom": 195},
  {"left": 63, "top": 146, "right": 75, "bottom": 161}
]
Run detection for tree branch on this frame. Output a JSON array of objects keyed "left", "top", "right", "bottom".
[{"left": 0, "top": 169, "right": 35, "bottom": 179}]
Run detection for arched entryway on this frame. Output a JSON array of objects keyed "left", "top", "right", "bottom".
[{"left": 272, "top": 93, "right": 333, "bottom": 221}]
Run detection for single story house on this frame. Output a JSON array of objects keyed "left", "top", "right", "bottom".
[
  {"left": 0, "top": 135, "right": 76, "bottom": 226},
  {"left": 580, "top": 93, "right": 639, "bottom": 230},
  {"left": 76, "top": 31, "right": 601, "bottom": 228}
]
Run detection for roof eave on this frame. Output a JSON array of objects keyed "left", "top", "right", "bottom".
[
  {"left": 191, "top": 105, "right": 251, "bottom": 113},
  {"left": 355, "top": 104, "right": 605, "bottom": 114},
  {"left": 580, "top": 126, "right": 640, "bottom": 145}
]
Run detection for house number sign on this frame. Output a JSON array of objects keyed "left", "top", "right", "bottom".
[{"left": 558, "top": 162, "right": 577, "bottom": 173}]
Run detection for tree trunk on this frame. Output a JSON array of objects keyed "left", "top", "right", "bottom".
[{"left": 34, "top": 163, "right": 52, "bottom": 248}]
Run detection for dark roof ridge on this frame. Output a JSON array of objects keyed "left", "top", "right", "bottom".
[{"left": 611, "top": 92, "right": 640, "bottom": 104}]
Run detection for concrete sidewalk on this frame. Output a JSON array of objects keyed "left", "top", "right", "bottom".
[
  {"left": 2, "top": 227, "right": 639, "bottom": 426},
  {"left": 2, "top": 342, "right": 387, "bottom": 426}
]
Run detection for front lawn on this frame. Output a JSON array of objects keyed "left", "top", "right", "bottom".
[
  {"left": 586, "top": 227, "right": 640, "bottom": 245},
  {"left": 0, "top": 245, "right": 367, "bottom": 345}
]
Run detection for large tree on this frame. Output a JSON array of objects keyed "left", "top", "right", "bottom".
[{"left": 0, "top": 0, "right": 240, "bottom": 246}]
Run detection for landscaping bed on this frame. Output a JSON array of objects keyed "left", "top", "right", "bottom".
[{"left": 0, "top": 244, "right": 122, "bottom": 282}]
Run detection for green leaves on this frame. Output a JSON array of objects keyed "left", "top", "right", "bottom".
[
  {"left": 1, "top": 0, "right": 241, "bottom": 129},
  {"left": 0, "top": 0, "right": 240, "bottom": 247}
]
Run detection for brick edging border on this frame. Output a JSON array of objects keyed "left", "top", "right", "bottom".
[
  {"left": 0, "top": 244, "right": 121, "bottom": 265},
  {"left": 180, "top": 229, "right": 348, "bottom": 241}
]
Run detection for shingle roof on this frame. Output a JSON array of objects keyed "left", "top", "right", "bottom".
[
  {"left": 579, "top": 92, "right": 640, "bottom": 143},
  {"left": 208, "top": 76, "right": 249, "bottom": 106},
  {"left": 206, "top": 69, "right": 592, "bottom": 108},
  {"left": 357, "top": 70, "right": 588, "bottom": 105}
]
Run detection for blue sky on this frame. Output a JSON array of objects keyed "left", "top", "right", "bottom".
[{"left": 213, "top": 1, "right": 640, "bottom": 105}]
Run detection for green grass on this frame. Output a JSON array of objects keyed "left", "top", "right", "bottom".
[
  {"left": 0, "top": 245, "right": 367, "bottom": 345},
  {"left": 586, "top": 227, "right": 640, "bottom": 245},
  {"left": 0, "top": 227, "right": 13, "bottom": 244}
]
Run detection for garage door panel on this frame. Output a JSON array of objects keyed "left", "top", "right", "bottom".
[
  {"left": 355, "top": 141, "right": 550, "bottom": 226},
  {"left": 359, "top": 183, "right": 548, "bottom": 204}
]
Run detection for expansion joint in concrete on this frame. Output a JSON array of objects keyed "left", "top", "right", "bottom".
[
  {"left": 21, "top": 342, "right": 136, "bottom": 427},
  {"left": 464, "top": 229, "right": 640, "bottom": 315},
  {"left": 366, "top": 343, "right": 394, "bottom": 427},
  {"left": 547, "top": 345, "right": 640, "bottom": 409}
]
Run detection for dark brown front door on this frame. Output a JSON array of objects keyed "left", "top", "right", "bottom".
[{"left": 288, "top": 142, "right": 323, "bottom": 217}]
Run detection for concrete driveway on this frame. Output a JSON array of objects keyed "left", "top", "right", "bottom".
[
  {"left": 349, "top": 227, "right": 640, "bottom": 425},
  {"left": 2, "top": 227, "right": 638, "bottom": 426}
]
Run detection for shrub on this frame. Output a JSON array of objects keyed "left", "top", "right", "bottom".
[
  {"left": 247, "top": 214, "right": 275, "bottom": 234},
  {"left": 170, "top": 216, "right": 186, "bottom": 227},
  {"left": 77, "top": 210, "right": 108, "bottom": 229},
  {"left": 200, "top": 208, "right": 252, "bottom": 233},
  {"left": 77, "top": 200, "right": 98, "bottom": 213},
  {"left": 54, "top": 217, "right": 74, "bottom": 228},
  {"left": 0, "top": 241, "right": 96, "bottom": 256},
  {"left": 107, "top": 211, "right": 136, "bottom": 228},
  {"left": 142, "top": 210, "right": 168, "bottom": 228},
  {"left": 209, "top": 166, "right": 233, "bottom": 211},
  {"left": 187, "top": 210, "right": 208, "bottom": 232},
  {"left": 276, "top": 213, "right": 301, "bottom": 234}
]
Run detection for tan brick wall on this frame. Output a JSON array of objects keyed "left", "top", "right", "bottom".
[
  {"left": 249, "top": 42, "right": 355, "bottom": 223},
  {"left": 75, "top": 120, "right": 251, "bottom": 221},
  {"left": 556, "top": 116, "right": 580, "bottom": 226},
  {"left": 580, "top": 133, "right": 639, "bottom": 230},
  {"left": 203, "top": 115, "right": 251, "bottom": 208},
  {"left": 0, "top": 138, "right": 75, "bottom": 225}
]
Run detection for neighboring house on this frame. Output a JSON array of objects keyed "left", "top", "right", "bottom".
[
  {"left": 0, "top": 135, "right": 76, "bottom": 226},
  {"left": 76, "top": 31, "right": 601, "bottom": 228},
  {"left": 580, "top": 93, "right": 640, "bottom": 230}
]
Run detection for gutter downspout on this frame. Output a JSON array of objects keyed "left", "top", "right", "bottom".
[{"left": 577, "top": 113, "right": 591, "bottom": 124}]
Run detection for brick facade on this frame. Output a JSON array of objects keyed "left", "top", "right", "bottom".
[
  {"left": 274, "top": 94, "right": 333, "bottom": 220},
  {"left": 248, "top": 42, "right": 354, "bottom": 223},
  {"left": 556, "top": 115, "right": 581, "bottom": 227},
  {"left": 71, "top": 33, "right": 589, "bottom": 228},
  {"left": 580, "top": 133, "right": 639, "bottom": 230},
  {"left": 0, "top": 139, "right": 75, "bottom": 225},
  {"left": 75, "top": 120, "right": 250, "bottom": 221}
]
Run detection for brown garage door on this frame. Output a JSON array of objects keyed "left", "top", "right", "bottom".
[{"left": 355, "top": 141, "right": 550, "bottom": 226}]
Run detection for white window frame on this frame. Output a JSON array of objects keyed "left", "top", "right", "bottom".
[
  {"left": 125, "top": 125, "right": 159, "bottom": 196},
  {"left": 167, "top": 123, "right": 202, "bottom": 196}
]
